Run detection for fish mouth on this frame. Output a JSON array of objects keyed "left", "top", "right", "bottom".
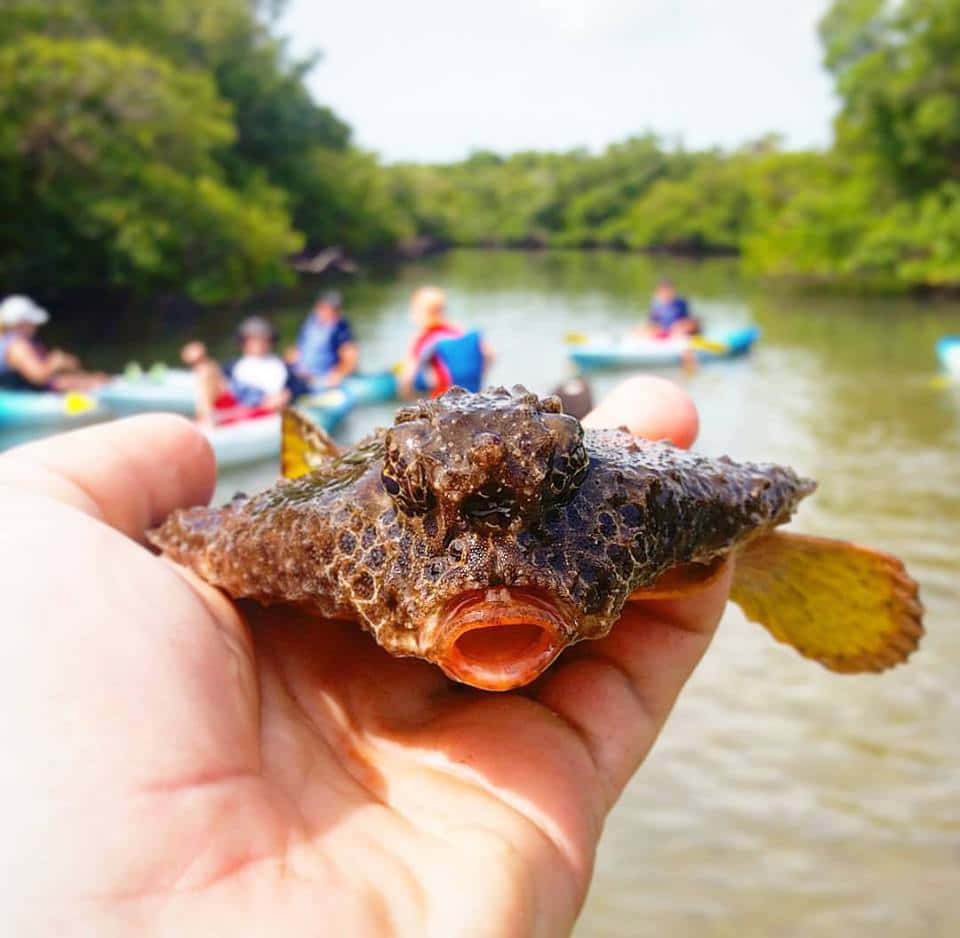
[{"left": 427, "top": 588, "right": 574, "bottom": 691}]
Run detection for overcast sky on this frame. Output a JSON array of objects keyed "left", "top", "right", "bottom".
[{"left": 279, "top": 0, "right": 836, "bottom": 163}]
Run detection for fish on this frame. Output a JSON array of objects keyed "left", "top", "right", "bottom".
[{"left": 149, "top": 386, "right": 923, "bottom": 691}]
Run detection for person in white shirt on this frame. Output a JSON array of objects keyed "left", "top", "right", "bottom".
[{"left": 181, "top": 316, "right": 307, "bottom": 425}]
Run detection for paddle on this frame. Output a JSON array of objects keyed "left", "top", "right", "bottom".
[
  {"left": 62, "top": 391, "right": 96, "bottom": 416},
  {"left": 688, "top": 335, "right": 730, "bottom": 355},
  {"left": 564, "top": 330, "right": 730, "bottom": 354}
]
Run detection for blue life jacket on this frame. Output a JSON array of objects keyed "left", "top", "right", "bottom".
[
  {"left": 649, "top": 297, "right": 691, "bottom": 330},
  {"left": 0, "top": 334, "right": 14, "bottom": 376},
  {"left": 420, "top": 330, "right": 485, "bottom": 393},
  {"left": 0, "top": 334, "right": 30, "bottom": 389}
]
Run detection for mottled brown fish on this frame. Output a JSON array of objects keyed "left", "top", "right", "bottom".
[{"left": 150, "top": 386, "right": 923, "bottom": 691}]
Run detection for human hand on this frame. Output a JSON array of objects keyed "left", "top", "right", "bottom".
[
  {"left": 48, "top": 349, "right": 80, "bottom": 373},
  {"left": 180, "top": 340, "right": 208, "bottom": 368},
  {"left": 0, "top": 377, "right": 729, "bottom": 938},
  {"left": 261, "top": 389, "right": 293, "bottom": 412}
]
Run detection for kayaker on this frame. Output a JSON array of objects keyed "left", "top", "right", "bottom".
[
  {"left": 397, "top": 286, "right": 493, "bottom": 396},
  {"left": 0, "top": 294, "right": 107, "bottom": 391},
  {"left": 288, "top": 290, "right": 358, "bottom": 389},
  {"left": 182, "top": 316, "right": 308, "bottom": 426},
  {"left": 639, "top": 279, "right": 701, "bottom": 339}
]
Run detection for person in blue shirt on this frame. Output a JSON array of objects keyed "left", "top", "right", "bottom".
[
  {"left": 288, "top": 290, "right": 358, "bottom": 389},
  {"left": 641, "top": 279, "right": 701, "bottom": 339}
]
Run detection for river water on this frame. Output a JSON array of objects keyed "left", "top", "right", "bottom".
[{"left": 20, "top": 251, "right": 960, "bottom": 935}]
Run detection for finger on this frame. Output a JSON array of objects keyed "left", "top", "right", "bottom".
[
  {"left": 534, "top": 561, "right": 732, "bottom": 814},
  {"left": 582, "top": 375, "right": 699, "bottom": 448},
  {"left": 0, "top": 414, "right": 215, "bottom": 542},
  {"left": 536, "top": 373, "right": 723, "bottom": 812}
]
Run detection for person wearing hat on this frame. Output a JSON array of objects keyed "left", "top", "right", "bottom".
[
  {"left": 181, "top": 317, "right": 308, "bottom": 425},
  {"left": 0, "top": 294, "right": 106, "bottom": 391},
  {"left": 288, "top": 290, "right": 358, "bottom": 389}
]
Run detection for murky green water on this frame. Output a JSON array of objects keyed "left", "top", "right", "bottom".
[{"left": 13, "top": 251, "right": 960, "bottom": 935}]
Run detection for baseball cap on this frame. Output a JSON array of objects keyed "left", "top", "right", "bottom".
[
  {"left": 236, "top": 316, "right": 276, "bottom": 341},
  {"left": 0, "top": 295, "right": 49, "bottom": 327},
  {"left": 316, "top": 289, "right": 343, "bottom": 309}
]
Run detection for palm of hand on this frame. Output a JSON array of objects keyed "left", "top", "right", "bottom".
[{"left": 0, "top": 380, "right": 728, "bottom": 938}]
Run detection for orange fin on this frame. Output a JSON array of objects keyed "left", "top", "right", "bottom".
[
  {"left": 281, "top": 407, "right": 341, "bottom": 480},
  {"left": 730, "top": 531, "right": 923, "bottom": 673}
]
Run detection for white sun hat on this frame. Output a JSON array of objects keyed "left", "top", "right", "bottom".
[{"left": 0, "top": 295, "right": 49, "bottom": 327}]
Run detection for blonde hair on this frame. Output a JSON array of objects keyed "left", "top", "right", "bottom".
[{"left": 411, "top": 286, "right": 448, "bottom": 324}]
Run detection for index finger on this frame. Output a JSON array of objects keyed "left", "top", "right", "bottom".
[
  {"left": 534, "top": 375, "right": 730, "bottom": 811},
  {"left": 0, "top": 414, "right": 215, "bottom": 542}
]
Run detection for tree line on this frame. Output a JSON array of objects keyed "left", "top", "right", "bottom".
[{"left": 2, "top": 0, "right": 959, "bottom": 304}]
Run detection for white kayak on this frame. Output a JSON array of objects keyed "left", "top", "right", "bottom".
[
  {"left": 98, "top": 365, "right": 399, "bottom": 415},
  {"left": 567, "top": 326, "right": 761, "bottom": 370},
  {"left": 203, "top": 388, "right": 353, "bottom": 468}
]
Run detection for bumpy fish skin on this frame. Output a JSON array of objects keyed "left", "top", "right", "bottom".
[{"left": 151, "top": 386, "right": 815, "bottom": 658}]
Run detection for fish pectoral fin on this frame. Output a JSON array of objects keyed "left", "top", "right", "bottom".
[
  {"left": 282, "top": 407, "right": 341, "bottom": 479},
  {"left": 730, "top": 531, "right": 923, "bottom": 673}
]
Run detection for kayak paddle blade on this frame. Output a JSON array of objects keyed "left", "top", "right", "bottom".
[
  {"left": 689, "top": 336, "right": 729, "bottom": 354},
  {"left": 63, "top": 391, "right": 95, "bottom": 416}
]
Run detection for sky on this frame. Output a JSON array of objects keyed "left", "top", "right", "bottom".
[{"left": 279, "top": 0, "right": 836, "bottom": 163}]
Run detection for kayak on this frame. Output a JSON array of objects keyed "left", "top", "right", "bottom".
[
  {"left": 341, "top": 371, "right": 398, "bottom": 404},
  {"left": 204, "top": 388, "right": 353, "bottom": 468},
  {"left": 97, "top": 366, "right": 196, "bottom": 416},
  {"left": 98, "top": 366, "right": 398, "bottom": 415},
  {"left": 936, "top": 336, "right": 960, "bottom": 376},
  {"left": 567, "top": 326, "right": 761, "bottom": 370},
  {"left": 0, "top": 388, "right": 108, "bottom": 429}
]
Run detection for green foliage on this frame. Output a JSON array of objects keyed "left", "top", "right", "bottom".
[
  {"left": 0, "top": 0, "right": 383, "bottom": 303},
  {"left": 0, "top": 34, "right": 301, "bottom": 301},
  {"left": 4, "top": 0, "right": 960, "bottom": 299},
  {"left": 742, "top": 0, "right": 960, "bottom": 287}
]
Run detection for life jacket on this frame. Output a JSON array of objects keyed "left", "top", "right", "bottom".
[{"left": 430, "top": 330, "right": 485, "bottom": 394}]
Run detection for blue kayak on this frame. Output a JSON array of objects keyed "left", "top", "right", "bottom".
[
  {"left": 0, "top": 388, "right": 108, "bottom": 429},
  {"left": 99, "top": 367, "right": 398, "bottom": 415},
  {"left": 936, "top": 336, "right": 960, "bottom": 377},
  {"left": 568, "top": 326, "right": 761, "bottom": 370}
]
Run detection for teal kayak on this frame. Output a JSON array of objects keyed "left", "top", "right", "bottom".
[
  {"left": 97, "top": 367, "right": 196, "bottom": 416},
  {"left": 341, "top": 370, "right": 398, "bottom": 404},
  {"left": 0, "top": 388, "right": 108, "bottom": 429},
  {"left": 98, "top": 366, "right": 398, "bottom": 415},
  {"left": 204, "top": 388, "right": 354, "bottom": 468},
  {"left": 936, "top": 336, "right": 960, "bottom": 377},
  {"left": 568, "top": 326, "right": 760, "bottom": 370}
]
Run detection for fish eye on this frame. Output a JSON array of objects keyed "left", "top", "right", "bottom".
[
  {"left": 381, "top": 465, "right": 435, "bottom": 515},
  {"left": 383, "top": 422, "right": 436, "bottom": 515},
  {"left": 542, "top": 413, "right": 589, "bottom": 506}
]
